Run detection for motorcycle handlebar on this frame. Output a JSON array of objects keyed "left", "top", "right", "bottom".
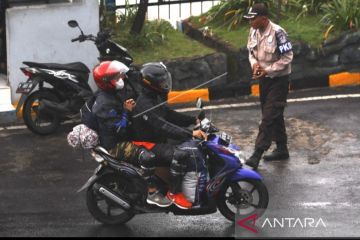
[
  {"left": 71, "top": 34, "right": 96, "bottom": 43},
  {"left": 71, "top": 37, "right": 81, "bottom": 42}
]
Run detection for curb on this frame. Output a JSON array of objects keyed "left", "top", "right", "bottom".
[
  {"left": 329, "top": 72, "right": 360, "bottom": 87},
  {"left": 167, "top": 71, "right": 360, "bottom": 103},
  {"left": 8, "top": 72, "right": 360, "bottom": 117}
]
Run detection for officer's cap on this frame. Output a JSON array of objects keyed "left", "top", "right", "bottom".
[{"left": 243, "top": 3, "right": 268, "bottom": 19}]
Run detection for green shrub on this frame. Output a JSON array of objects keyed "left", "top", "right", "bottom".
[
  {"left": 203, "top": 0, "right": 288, "bottom": 30},
  {"left": 109, "top": 1, "right": 176, "bottom": 49},
  {"left": 113, "top": 19, "right": 176, "bottom": 49},
  {"left": 283, "top": 0, "right": 329, "bottom": 20},
  {"left": 204, "top": 0, "right": 253, "bottom": 30},
  {"left": 116, "top": 0, "right": 137, "bottom": 29},
  {"left": 320, "top": 0, "right": 360, "bottom": 31}
]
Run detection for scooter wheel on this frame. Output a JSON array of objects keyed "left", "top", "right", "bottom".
[
  {"left": 217, "top": 178, "right": 269, "bottom": 222},
  {"left": 23, "top": 90, "right": 61, "bottom": 135},
  {"left": 86, "top": 174, "right": 135, "bottom": 225}
]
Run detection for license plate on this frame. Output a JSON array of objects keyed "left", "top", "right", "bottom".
[
  {"left": 219, "top": 132, "right": 232, "bottom": 144},
  {"left": 16, "top": 81, "right": 34, "bottom": 94}
]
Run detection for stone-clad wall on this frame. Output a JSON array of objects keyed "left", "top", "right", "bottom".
[
  {"left": 163, "top": 52, "right": 227, "bottom": 90},
  {"left": 290, "top": 31, "right": 360, "bottom": 90},
  {"left": 175, "top": 19, "right": 360, "bottom": 94}
]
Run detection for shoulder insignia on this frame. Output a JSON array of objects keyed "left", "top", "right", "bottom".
[{"left": 275, "top": 30, "right": 293, "bottom": 54}]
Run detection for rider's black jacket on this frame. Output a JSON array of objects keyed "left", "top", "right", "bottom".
[
  {"left": 130, "top": 89, "right": 196, "bottom": 143},
  {"left": 92, "top": 90, "right": 130, "bottom": 150}
]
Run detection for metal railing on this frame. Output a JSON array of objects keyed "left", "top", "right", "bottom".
[
  {"left": 114, "top": 0, "right": 220, "bottom": 20},
  {"left": 7, "top": 0, "right": 72, "bottom": 7}
]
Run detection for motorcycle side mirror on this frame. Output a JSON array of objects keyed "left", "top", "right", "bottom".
[
  {"left": 196, "top": 98, "right": 204, "bottom": 109},
  {"left": 68, "top": 20, "right": 84, "bottom": 35},
  {"left": 68, "top": 20, "right": 79, "bottom": 28}
]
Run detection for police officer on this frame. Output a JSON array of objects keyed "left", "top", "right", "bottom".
[{"left": 244, "top": 3, "right": 293, "bottom": 169}]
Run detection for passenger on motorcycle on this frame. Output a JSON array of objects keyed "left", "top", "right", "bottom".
[
  {"left": 92, "top": 61, "right": 135, "bottom": 149},
  {"left": 130, "top": 62, "right": 205, "bottom": 209}
]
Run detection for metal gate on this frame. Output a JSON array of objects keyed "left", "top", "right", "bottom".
[{"left": 111, "top": 0, "right": 221, "bottom": 26}]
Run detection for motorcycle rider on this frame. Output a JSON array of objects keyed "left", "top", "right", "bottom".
[{"left": 130, "top": 62, "right": 205, "bottom": 209}]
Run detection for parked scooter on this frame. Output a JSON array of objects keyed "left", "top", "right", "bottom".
[
  {"left": 78, "top": 98, "right": 269, "bottom": 225},
  {"left": 16, "top": 20, "right": 135, "bottom": 135}
]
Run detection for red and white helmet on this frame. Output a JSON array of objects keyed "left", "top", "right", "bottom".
[{"left": 93, "top": 60, "right": 130, "bottom": 91}]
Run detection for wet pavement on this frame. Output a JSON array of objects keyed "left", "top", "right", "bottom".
[{"left": 0, "top": 86, "right": 359, "bottom": 237}]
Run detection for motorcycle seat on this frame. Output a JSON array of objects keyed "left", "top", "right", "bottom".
[{"left": 23, "top": 61, "right": 90, "bottom": 73}]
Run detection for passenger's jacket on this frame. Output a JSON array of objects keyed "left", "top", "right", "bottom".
[
  {"left": 130, "top": 89, "right": 196, "bottom": 143},
  {"left": 92, "top": 90, "right": 130, "bottom": 150}
]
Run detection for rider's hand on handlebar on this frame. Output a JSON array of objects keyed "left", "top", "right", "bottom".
[
  {"left": 193, "top": 130, "right": 207, "bottom": 141},
  {"left": 124, "top": 99, "right": 136, "bottom": 112}
]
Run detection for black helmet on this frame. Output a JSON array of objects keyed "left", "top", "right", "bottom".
[{"left": 140, "top": 62, "right": 172, "bottom": 94}]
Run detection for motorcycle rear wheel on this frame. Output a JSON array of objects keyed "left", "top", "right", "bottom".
[
  {"left": 217, "top": 178, "right": 269, "bottom": 222},
  {"left": 86, "top": 174, "right": 135, "bottom": 225},
  {"left": 23, "top": 90, "right": 61, "bottom": 135}
]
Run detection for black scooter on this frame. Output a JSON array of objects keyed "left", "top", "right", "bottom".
[{"left": 16, "top": 20, "right": 135, "bottom": 135}]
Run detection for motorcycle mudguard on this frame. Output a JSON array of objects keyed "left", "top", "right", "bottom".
[
  {"left": 15, "top": 78, "right": 40, "bottom": 114},
  {"left": 228, "top": 168, "right": 263, "bottom": 182}
]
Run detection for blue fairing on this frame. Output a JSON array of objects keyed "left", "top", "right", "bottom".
[
  {"left": 228, "top": 143, "right": 240, "bottom": 151},
  {"left": 205, "top": 135, "right": 243, "bottom": 169},
  {"left": 229, "top": 168, "right": 263, "bottom": 181}
]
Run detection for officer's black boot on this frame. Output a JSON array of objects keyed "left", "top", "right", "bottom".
[
  {"left": 263, "top": 143, "right": 289, "bottom": 161},
  {"left": 245, "top": 149, "right": 264, "bottom": 170}
]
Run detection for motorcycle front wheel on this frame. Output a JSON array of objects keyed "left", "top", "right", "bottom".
[
  {"left": 86, "top": 174, "right": 135, "bottom": 225},
  {"left": 217, "top": 178, "right": 269, "bottom": 222},
  {"left": 23, "top": 90, "right": 61, "bottom": 135}
]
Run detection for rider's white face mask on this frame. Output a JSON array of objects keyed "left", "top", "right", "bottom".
[{"left": 115, "top": 78, "right": 125, "bottom": 90}]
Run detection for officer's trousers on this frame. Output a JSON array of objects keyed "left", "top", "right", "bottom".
[{"left": 255, "top": 75, "right": 290, "bottom": 151}]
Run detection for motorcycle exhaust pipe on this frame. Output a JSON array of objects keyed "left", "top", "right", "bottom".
[{"left": 97, "top": 186, "right": 131, "bottom": 210}]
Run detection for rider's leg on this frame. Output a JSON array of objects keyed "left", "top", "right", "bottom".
[
  {"left": 166, "top": 148, "right": 192, "bottom": 209},
  {"left": 151, "top": 144, "right": 193, "bottom": 209},
  {"left": 111, "top": 142, "right": 172, "bottom": 207},
  {"left": 138, "top": 147, "right": 173, "bottom": 207}
]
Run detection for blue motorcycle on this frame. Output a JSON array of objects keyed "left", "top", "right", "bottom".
[{"left": 78, "top": 99, "right": 269, "bottom": 225}]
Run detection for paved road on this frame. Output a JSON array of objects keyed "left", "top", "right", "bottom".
[{"left": 0, "top": 87, "right": 359, "bottom": 237}]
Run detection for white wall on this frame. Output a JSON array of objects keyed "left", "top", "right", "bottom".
[{"left": 6, "top": 0, "right": 99, "bottom": 103}]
